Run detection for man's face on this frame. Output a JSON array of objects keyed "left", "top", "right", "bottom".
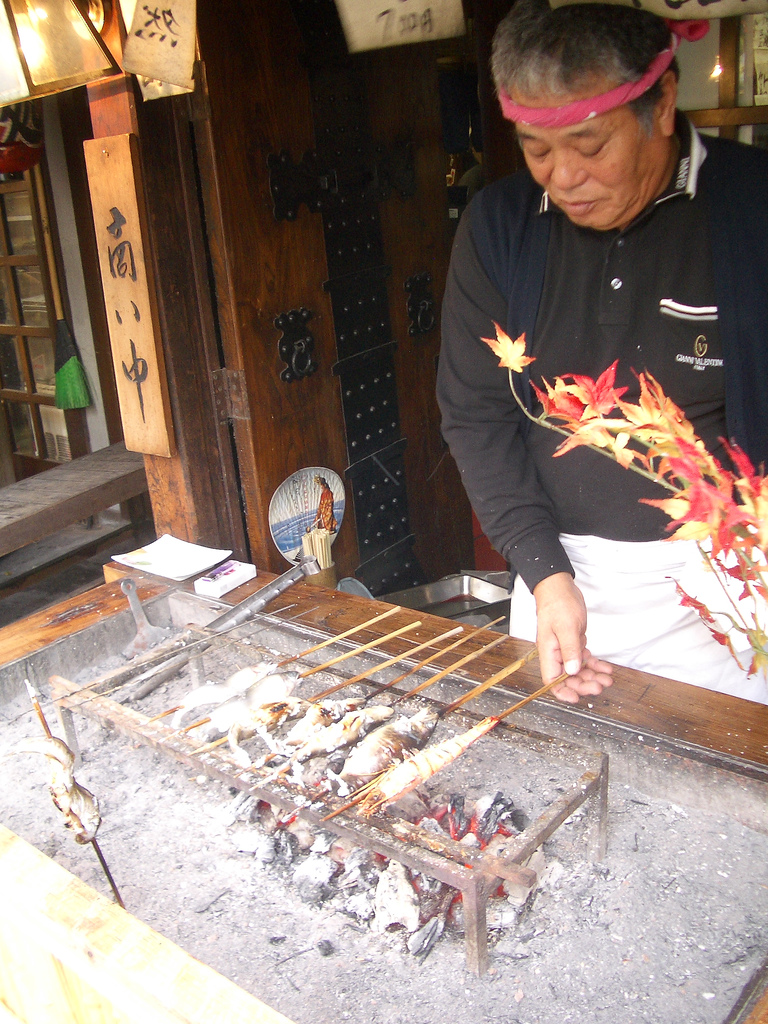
[{"left": 512, "top": 72, "right": 677, "bottom": 232}]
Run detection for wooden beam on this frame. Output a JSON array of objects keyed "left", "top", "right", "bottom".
[{"left": 0, "top": 442, "right": 146, "bottom": 557}]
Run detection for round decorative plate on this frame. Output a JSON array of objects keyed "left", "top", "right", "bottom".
[{"left": 268, "top": 467, "right": 346, "bottom": 563}]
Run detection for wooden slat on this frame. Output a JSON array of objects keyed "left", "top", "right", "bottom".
[
  {"left": 0, "top": 825, "right": 294, "bottom": 1024},
  {"left": 0, "top": 579, "right": 167, "bottom": 667},
  {"left": 0, "top": 443, "right": 147, "bottom": 557}
]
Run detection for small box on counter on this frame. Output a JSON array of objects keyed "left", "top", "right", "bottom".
[{"left": 194, "top": 559, "right": 257, "bottom": 598}]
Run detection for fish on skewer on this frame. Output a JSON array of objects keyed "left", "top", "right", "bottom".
[
  {"left": 335, "top": 708, "right": 438, "bottom": 793},
  {"left": 227, "top": 696, "right": 310, "bottom": 766},
  {"left": 201, "top": 671, "right": 300, "bottom": 739},
  {"left": 272, "top": 705, "right": 395, "bottom": 780},
  {"left": 341, "top": 671, "right": 565, "bottom": 818},
  {"left": 170, "top": 660, "right": 279, "bottom": 728},
  {"left": 293, "top": 705, "right": 394, "bottom": 763},
  {"left": 9, "top": 736, "right": 101, "bottom": 843},
  {"left": 282, "top": 697, "right": 367, "bottom": 749}
]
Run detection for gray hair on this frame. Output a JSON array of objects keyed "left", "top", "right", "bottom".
[{"left": 491, "top": 0, "right": 677, "bottom": 132}]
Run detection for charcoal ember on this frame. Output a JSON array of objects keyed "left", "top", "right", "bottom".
[
  {"left": 446, "top": 794, "right": 470, "bottom": 840},
  {"left": 414, "top": 878, "right": 452, "bottom": 922},
  {"left": 274, "top": 828, "right": 300, "bottom": 864},
  {"left": 343, "top": 888, "right": 376, "bottom": 922},
  {"left": 474, "top": 791, "right": 526, "bottom": 842},
  {"left": 372, "top": 860, "right": 420, "bottom": 934},
  {"left": 285, "top": 817, "right": 316, "bottom": 851},
  {"left": 234, "top": 830, "right": 273, "bottom": 858},
  {"left": 293, "top": 853, "right": 337, "bottom": 903},
  {"left": 407, "top": 914, "right": 444, "bottom": 959},
  {"left": 252, "top": 834, "right": 278, "bottom": 865},
  {"left": 309, "top": 830, "right": 335, "bottom": 855},
  {"left": 416, "top": 816, "right": 444, "bottom": 836},
  {"left": 327, "top": 835, "right": 358, "bottom": 865},
  {"left": 336, "top": 846, "right": 377, "bottom": 889},
  {"left": 383, "top": 789, "right": 431, "bottom": 822},
  {"left": 254, "top": 800, "right": 280, "bottom": 833}
]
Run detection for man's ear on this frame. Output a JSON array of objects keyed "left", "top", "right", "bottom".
[{"left": 656, "top": 70, "right": 678, "bottom": 137}]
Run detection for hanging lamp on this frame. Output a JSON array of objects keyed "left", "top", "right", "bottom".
[{"left": 0, "top": 0, "right": 120, "bottom": 106}]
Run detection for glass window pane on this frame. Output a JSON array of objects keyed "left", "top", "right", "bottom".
[
  {"left": 2, "top": 191, "right": 36, "bottom": 255},
  {"left": 0, "top": 335, "right": 25, "bottom": 390},
  {"left": 7, "top": 400, "right": 37, "bottom": 456},
  {"left": 12, "top": 265, "right": 48, "bottom": 326},
  {"left": 28, "top": 335, "right": 55, "bottom": 395},
  {"left": 16, "top": 0, "right": 112, "bottom": 87},
  {"left": 0, "top": 270, "right": 14, "bottom": 325}
]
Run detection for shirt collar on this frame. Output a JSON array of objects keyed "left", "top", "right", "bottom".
[{"left": 538, "top": 112, "right": 707, "bottom": 215}]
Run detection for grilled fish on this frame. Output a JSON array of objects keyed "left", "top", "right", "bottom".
[
  {"left": 292, "top": 705, "right": 394, "bottom": 764},
  {"left": 171, "top": 659, "right": 279, "bottom": 728},
  {"left": 11, "top": 736, "right": 101, "bottom": 843},
  {"left": 338, "top": 708, "right": 438, "bottom": 789},
  {"left": 227, "top": 696, "right": 310, "bottom": 765},
  {"left": 206, "top": 671, "right": 300, "bottom": 736},
  {"left": 282, "top": 697, "right": 366, "bottom": 749}
]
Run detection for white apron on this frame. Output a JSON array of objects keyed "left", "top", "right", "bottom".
[{"left": 509, "top": 533, "right": 768, "bottom": 705}]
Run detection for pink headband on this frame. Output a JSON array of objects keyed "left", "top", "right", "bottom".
[{"left": 498, "top": 19, "right": 709, "bottom": 129}]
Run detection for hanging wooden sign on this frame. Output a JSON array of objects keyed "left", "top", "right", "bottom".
[
  {"left": 120, "top": 0, "right": 196, "bottom": 90},
  {"left": 549, "top": 0, "right": 768, "bottom": 16},
  {"left": 84, "top": 134, "right": 175, "bottom": 457},
  {"left": 334, "top": 0, "right": 465, "bottom": 53}
]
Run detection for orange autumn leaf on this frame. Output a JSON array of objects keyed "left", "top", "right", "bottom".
[{"left": 482, "top": 324, "right": 536, "bottom": 375}]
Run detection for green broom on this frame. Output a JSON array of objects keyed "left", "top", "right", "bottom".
[
  {"left": 34, "top": 166, "right": 91, "bottom": 410},
  {"left": 54, "top": 318, "right": 91, "bottom": 410}
]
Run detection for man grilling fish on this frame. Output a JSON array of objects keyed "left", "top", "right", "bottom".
[{"left": 437, "top": 0, "right": 768, "bottom": 704}]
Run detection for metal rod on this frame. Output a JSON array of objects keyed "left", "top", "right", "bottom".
[
  {"left": 309, "top": 625, "right": 463, "bottom": 701},
  {"left": 89, "top": 838, "right": 125, "bottom": 909},
  {"left": 298, "top": 621, "right": 423, "bottom": 678},
  {"left": 205, "top": 556, "right": 321, "bottom": 634}
]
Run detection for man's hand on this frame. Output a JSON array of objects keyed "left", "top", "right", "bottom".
[{"left": 532, "top": 572, "right": 613, "bottom": 704}]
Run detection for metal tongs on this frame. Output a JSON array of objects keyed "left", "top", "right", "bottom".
[{"left": 105, "top": 556, "right": 323, "bottom": 702}]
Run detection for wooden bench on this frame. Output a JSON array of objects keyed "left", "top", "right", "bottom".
[{"left": 0, "top": 442, "right": 148, "bottom": 558}]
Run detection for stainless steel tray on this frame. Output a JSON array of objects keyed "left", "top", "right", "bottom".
[{"left": 382, "top": 572, "right": 510, "bottom": 628}]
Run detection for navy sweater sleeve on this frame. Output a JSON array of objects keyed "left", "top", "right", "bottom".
[{"left": 436, "top": 202, "right": 573, "bottom": 590}]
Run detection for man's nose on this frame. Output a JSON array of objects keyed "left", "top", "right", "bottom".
[{"left": 549, "top": 151, "right": 588, "bottom": 191}]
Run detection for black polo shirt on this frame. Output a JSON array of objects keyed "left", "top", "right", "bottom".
[{"left": 528, "top": 117, "right": 725, "bottom": 541}]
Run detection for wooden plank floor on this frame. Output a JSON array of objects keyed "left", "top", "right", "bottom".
[{"left": 0, "top": 443, "right": 147, "bottom": 557}]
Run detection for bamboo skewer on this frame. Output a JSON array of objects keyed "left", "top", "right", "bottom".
[
  {"left": 441, "top": 645, "right": 539, "bottom": 716},
  {"left": 277, "top": 606, "right": 400, "bottom": 667},
  {"left": 393, "top": 632, "right": 509, "bottom": 703},
  {"left": 309, "top": 625, "right": 463, "bottom": 701},
  {"left": 323, "top": 669, "right": 571, "bottom": 820},
  {"left": 366, "top": 615, "right": 506, "bottom": 700},
  {"left": 298, "top": 621, "right": 423, "bottom": 678}
]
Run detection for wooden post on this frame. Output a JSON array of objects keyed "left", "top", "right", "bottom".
[{"left": 84, "top": 63, "right": 248, "bottom": 552}]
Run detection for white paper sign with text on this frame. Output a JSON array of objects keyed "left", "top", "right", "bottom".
[{"left": 334, "top": 0, "right": 465, "bottom": 53}]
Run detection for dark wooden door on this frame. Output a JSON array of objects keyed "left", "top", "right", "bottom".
[{"left": 194, "top": 0, "right": 473, "bottom": 592}]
